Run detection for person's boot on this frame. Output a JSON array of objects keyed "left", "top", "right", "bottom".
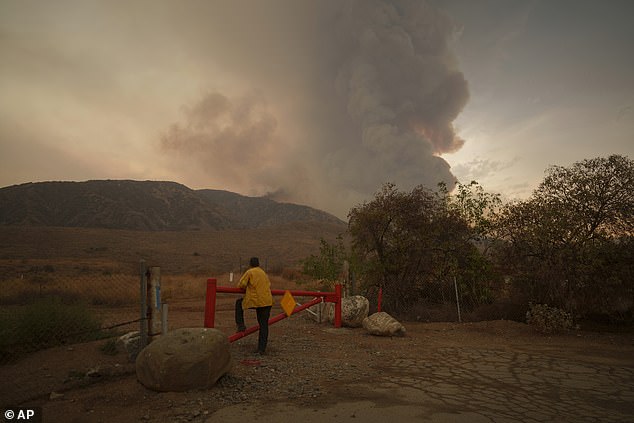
[{"left": 236, "top": 324, "right": 246, "bottom": 333}]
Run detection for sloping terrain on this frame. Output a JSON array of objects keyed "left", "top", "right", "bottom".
[
  {"left": 197, "top": 189, "right": 343, "bottom": 228},
  {"left": 0, "top": 180, "right": 344, "bottom": 231},
  {"left": 0, "top": 221, "right": 347, "bottom": 277}
]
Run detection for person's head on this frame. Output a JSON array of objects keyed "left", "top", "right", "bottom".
[{"left": 249, "top": 257, "right": 260, "bottom": 268}]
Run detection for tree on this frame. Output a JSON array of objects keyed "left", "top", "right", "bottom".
[
  {"left": 447, "top": 180, "right": 502, "bottom": 244},
  {"left": 348, "top": 182, "right": 500, "bottom": 313},
  {"left": 537, "top": 155, "right": 633, "bottom": 239},
  {"left": 494, "top": 155, "right": 634, "bottom": 320},
  {"left": 301, "top": 235, "right": 348, "bottom": 289}
]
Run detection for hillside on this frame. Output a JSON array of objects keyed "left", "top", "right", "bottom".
[
  {"left": 0, "top": 222, "right": 347, "bottom": 277},
  {"left": 197, "top": 189, "right": 343, "bottom": 228},
  {"left": 0, "top": 180, "right": 345, "bottom": 231}
]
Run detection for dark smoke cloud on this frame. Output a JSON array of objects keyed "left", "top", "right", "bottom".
[
  {"left": 335, "top": 1, "right": 468, "bottom": 153},
  {"left": 160, "top": 0, "right": 469, "bottom": 217}
]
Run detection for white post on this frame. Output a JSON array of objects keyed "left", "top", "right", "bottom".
[
  {"left": 453, "top": 275, "right": 462, "bottom": 323},
  {"left": 342, "top": 260, "right": 350, "bottom": 297}
]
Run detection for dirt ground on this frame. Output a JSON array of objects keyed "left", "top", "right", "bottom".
[{"left": 2, "top": 297, "right": 634, "bottom": 423}]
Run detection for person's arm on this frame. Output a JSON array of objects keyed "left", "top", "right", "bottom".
[{"left": 238, "top": 270, "right": 250, "bottom": 289}]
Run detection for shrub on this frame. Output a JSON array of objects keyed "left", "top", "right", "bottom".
[
  {"left": 281, "top": 267, "right": 303, "bottom": 282},
  {"left": 526, "top": 303, "right": 573, "bottom": 334},
  {"left": 0, "top": 297, "right": 103, "bottom": 362}
]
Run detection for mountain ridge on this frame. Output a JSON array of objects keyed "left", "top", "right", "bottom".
[{"left": 0, "top": 180, "right": 345, "bottom": 231}]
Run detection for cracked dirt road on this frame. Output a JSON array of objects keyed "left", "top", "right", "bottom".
[
  {"left": 211, "top": 319, "right": 634, "bottom": 423},
  {"left": 3, "top": 303, "right": 633, "bottom": 423}
]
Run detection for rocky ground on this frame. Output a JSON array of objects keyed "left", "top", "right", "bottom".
[{"left": 2, "top": 303, "right": 634, "bottom": 423}]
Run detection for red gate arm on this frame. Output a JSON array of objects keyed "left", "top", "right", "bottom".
[
  {"left": 215, "top": 286, "right": 333, "bottom": 298},
  {"left": 228, "top": 296, "right": 323, "bottom": 343}
]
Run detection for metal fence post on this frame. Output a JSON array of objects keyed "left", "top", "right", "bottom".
[
  {"left": 454, "top": 276, "right": 462, "bottom": 323},
  {"left": 149, "top": 267, "right": 161, "bottom": 335}
]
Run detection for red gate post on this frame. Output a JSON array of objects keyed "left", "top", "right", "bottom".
[
  {"left": 377, "top": 287, "right": 383, "bottom": 312},
  {"left": 334, "top": 283, "right": 342, "bottom": 328},
  {"left": 204, "top": 278, "right": 217, "bottom": 328}
]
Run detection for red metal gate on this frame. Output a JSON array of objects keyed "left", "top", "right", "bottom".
[{"left": 204, "top": 278, "right": 342, "bottom": 342}]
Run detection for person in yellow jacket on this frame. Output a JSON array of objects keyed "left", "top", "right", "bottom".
[{"left": 235, "top": 257, "right": 273, "bottom": 354}]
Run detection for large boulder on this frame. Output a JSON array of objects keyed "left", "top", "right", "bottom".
[
  {"left": 136, "top": 327, "right": 231, "bottom": 392},
  {"left": 326, "top": 296, "right": 369, "bottom": 328},
  {"left": 363, "top": 312, "right": 406, "bottom": 337}
]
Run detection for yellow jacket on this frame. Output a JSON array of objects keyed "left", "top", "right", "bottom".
[{"left": 238, "top": 266, "right": 273, "bottom": 309}]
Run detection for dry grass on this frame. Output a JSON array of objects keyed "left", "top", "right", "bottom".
[
  {"left": 0, "top": 223, "right": 346, "bottom": 277},
  {"left": 0, "top": 224, "right": 342, "bottom": 363},
  {"left": 0, "top": 223, "right": 344, "bottom": 304},
  {"left": 0, "top": 274, "right": 139, "bottom": 306},
  {"left": 0, "top": 273, "right": 309, "bottom": 305}
]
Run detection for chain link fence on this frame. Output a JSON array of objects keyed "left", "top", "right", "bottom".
[
  {"left": 0, "top": 255, "right": 523, "bottom": 366},
  {"left": 348, "top": 272, "right": 523, "bottom": 324},
  {"left": 0, "top": 264, "right": 142, "bottom": 365},
  {"left": 0, "top": 260, "right": 233, "bottom": 366}
]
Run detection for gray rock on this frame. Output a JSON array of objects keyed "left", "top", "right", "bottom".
[
  {"left": 86, "top": 366, "right": 103, "bottom": 378},
  {"left": 117, "top": 331, "right": 140, "bottom": 360},
  {"left": 49, "top": 391, "right": 64, "bottom": 400},
  {"left": 135, "top": 328, "right": 231, "bottom": 392},
  {"left": 326, "top": 296, "right": 369, "bottom": 328},
  {"left": 363, "top": 312, "right": 406, "bottom": 336}
]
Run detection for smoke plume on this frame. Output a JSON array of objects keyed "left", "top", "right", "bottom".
[{"left": 160, "top": 0, "right": 469, "bottom": 217}]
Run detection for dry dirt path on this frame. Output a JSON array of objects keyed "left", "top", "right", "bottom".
[
  {"left": 211, "top": 320, "right": 634, "bottom": 423},
  {"left": 2, "top": 310, "right": 633, "bottom": 423}
]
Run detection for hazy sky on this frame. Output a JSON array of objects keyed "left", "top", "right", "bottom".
[{"left": 1, "top": 0, "right": 632, "bottom": 218}]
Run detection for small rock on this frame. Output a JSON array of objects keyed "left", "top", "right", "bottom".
[
  {"left": 86, "top": 367, "right": 102, "bottom": 378},
  {"left": 49, "top": 392, "right": 64, "bottom": 400}
]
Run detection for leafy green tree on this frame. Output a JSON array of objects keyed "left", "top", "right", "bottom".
[
  {"left": 446, "top": 180, "right": 502, "bottom": 244},
  {"left": 301, "top": 235, "right": 348, "bottom": 288}
]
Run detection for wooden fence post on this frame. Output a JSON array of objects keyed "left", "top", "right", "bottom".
[{"left": 139, "top": 260, "right": 148, "bottom": 350}]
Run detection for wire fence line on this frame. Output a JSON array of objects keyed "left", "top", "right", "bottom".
[
  {"left": 0, "top": 258, "right": 237, "bottom": 365},
  {"left": 0, "top": 256, "right": 512, "bottom": 365},
  {"left": 0, "top": 266, "right": 144, "bottom": 364},
  {"left": 354, "top": 275, "right": 508, "bottom": 324}
]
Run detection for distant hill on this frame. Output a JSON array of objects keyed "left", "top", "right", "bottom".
[
  {"left": 0, "top": 180, "right": 345, "bottom": 231},
  {"left": 197, "top": 189, "right": 343, "bottom": 228}
]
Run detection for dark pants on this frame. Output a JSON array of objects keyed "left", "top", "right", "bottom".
[{"left": 235, "top": 298, "right": 272, "bottom": 353}]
